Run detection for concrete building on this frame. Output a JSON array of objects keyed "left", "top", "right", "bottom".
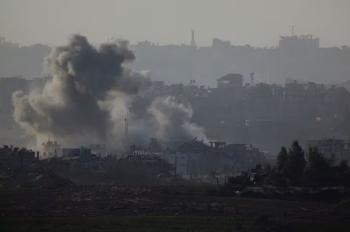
[
  {"left": 212, "top": 38, "right": 231, "bottom": 49},
  {"left": 0, "top": 146, "right": 38, "bottom": 170},
  {"left": 164, "top": 152, "right": 200, "bottom": 178},
  {"left": 217, "top": 73, "right": 243, "bottom": 89},
  {"left": 279, "top": 35, "right": 320, "bottom": 52},
  {"left": 42, "top": 140, "right": 61, "bottom": 157},
  {"left": 307, "top": 139, "right": 350, "bottom": 163}
]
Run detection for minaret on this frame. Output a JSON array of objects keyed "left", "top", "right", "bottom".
[{"left": 190, "top": 29, "right": 196, "bottom": 48}]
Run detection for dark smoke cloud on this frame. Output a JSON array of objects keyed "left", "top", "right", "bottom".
[
  {"left": 13, "top": 35, "right": 135, "bottom": 145},
  {"left": 13, "top": 35, "right": 206, "bottom": 150}
]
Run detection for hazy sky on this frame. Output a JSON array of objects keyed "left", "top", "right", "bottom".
[{"left": 0, "top": 0, "right": 349, "bottom": 47}]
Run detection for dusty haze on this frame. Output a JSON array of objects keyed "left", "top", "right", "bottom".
[{"left": 0, "top": 0, "right": 349, "bottom": 47}]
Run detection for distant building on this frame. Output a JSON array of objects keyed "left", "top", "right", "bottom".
[
  {"left": 217, "top": 73, "right": 243, "bottom": 89},
  {"left": 60, "top": 147, "right": 100, "bottom": 169},
  {"left": 164, "top": 152, "right": 200, "bottom": 178},
  {"left": 279, "top": 35, "right": 319, "bottom": 52},
  {"left": 0, "top": 146, "right": 37, "bottom": 170},
  {"left": 62, "top": 148, "right": 81, "bottom": 158},
  {"left": 307, "top": 139, "right": 350, "bottom": 163},
  {"left": 212, "top": 38, "right": 231, "bottom": 49},
  {"left": 152, "top": 80, "right": 165, "bottom": 89},
  {"left": 42, "top": 140, "right": 61, "bottom": 157},
  {"left": 168, "top": 139, "right": 267, "bottom": 180},
  {"left": 61, "top": 147, "right": 92, "bottom": 158},
  {"left": 89, "top": 144, "right": 107, "bottom": 156}
]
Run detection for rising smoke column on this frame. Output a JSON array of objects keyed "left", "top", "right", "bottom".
[
  {"left": 13, "top": 35, "right": 207, "bottom": 149},
  {"left": 147, "top": 96, "right": 207, "bottom": 142},
  {"left": 12, "top": 35, "right": 135, "bottom": 145}
]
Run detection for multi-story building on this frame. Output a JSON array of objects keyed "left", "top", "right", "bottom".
[{"left": 307, "top": 139, "right": 350, "bottom": 163}]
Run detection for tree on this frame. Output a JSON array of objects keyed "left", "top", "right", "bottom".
[
  {"left": 306, "top": 147, "right": 332, "bottom": 186},
  {"left": 287, "top": 141, "right": 306, "bottom": 185},
  {"left": 277, "top": 147, "right": 288, "bottom": 174},
  {"left": 274, "top": 147, "right": 289, "bottom": 186},
  {"left": 334, "top": 160, "right": 350, "bottom": 186}
]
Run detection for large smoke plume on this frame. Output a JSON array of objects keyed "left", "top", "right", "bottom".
[{"left": 12, "top": 35, "right": 206, "bottom": 149}]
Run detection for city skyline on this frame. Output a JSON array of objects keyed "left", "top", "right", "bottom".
[{"left": 0, "top": 0, "right": 350, "bottom": 47}]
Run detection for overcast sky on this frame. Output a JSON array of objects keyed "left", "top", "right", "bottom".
[{"left": 0, "top": 0, "right": 349, "bottom": 47}]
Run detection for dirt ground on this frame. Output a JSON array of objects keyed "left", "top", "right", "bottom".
[{"left": 1, "top": 185, "right": 350, "bottom": 231}]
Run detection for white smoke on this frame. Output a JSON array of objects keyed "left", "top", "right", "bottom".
[{"left": 147, "top": 96, "right": 207, "bottom": 142}]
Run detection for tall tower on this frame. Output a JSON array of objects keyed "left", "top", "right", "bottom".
[{"left": 190, "top": 29, "right": 196, "bottom": 48}]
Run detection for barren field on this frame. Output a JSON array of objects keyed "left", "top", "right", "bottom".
[{"left": 1, "top": 185, "right": 350, "bottom": 231}]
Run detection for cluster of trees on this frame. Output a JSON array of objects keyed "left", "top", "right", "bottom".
[{"left": 261, "top": 141, "right": 350, "bottom": 187}]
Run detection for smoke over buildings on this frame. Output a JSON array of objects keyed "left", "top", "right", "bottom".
[
  {"left": 12, "top": 35, "right": 207, "bottom": 150},
  {"left": 148, "top": 96, "right": 207, "bottom": 142}
]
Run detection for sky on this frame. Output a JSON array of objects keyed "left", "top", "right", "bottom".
[{"left": 0, "top": 0, "right": 349, "bottom": 47}]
